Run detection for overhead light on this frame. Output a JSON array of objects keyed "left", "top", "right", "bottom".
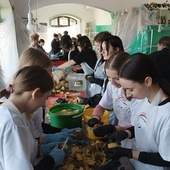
[
  {"left": 35, "top": 0, "right": 40, "bottom": 32},
  {"left": 35, "top": 23, "right": 40, "bottom": 32},
  {"left": 26, "top": 0, "right": 34, "bottom": 31}
]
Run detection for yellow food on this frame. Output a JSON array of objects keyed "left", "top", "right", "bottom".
[
  {"left": 107, "top": 142, "right": 118, "bottom": 148},
  {"left": 61, "top": 86, "right": 65, "bottom": 91},
  {"left": 57, "top": 109, "right": 79, "bottom": 115},
  {"left": 58, "top": 140, "right": 109, "bottom": 170}
]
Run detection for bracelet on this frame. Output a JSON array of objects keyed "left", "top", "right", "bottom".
[{"left": 92, "top": 115, "right": 101, "bottom": 121}]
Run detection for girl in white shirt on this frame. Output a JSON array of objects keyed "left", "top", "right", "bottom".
[
  {"left": 89, "top": 52, "right": 138, "bottom": 149},
  {"left": 0, "top": 65, "right": 65, "bottom": 170},
  {"left": 105, "top": 53, "right": 170, "bottom": 170}
]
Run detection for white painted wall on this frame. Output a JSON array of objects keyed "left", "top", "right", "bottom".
[
  {"left": 32, "top": 3, "right": 95, "bottom": 52},
  {"left": 33, "top": 4, "right": 94, "bottom": 27},
  {"left": 94, "top": 8, "right": 112, "bottom": 25}
]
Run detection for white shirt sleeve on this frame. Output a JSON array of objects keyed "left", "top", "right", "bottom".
[{"left": 99, "top": 82, "right": 114, "bottom": 110}]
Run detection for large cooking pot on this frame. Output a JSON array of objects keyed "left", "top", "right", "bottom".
[{"left": 49, "top": 103, "right": 84, "bottom": 129}]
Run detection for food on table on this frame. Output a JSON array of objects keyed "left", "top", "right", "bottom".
[
  {"left": 107, "top": 142, "right": 118, "bottom": 149},
  {"left": 58, "top": 140, "right": 110, "bottom": 170},
  {"left": 57, "top": 108, "right": 80, "bottom": 115}
]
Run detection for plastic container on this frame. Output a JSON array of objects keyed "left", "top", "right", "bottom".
[
  {"left": 49, "top": 103, "right": 84, "bottom": 129},
  {"left": 82, "top": 108, "right": 109, "bottom": 139},
  {"left": 67, "top": 73, "right": 86, "bottom": 91}
]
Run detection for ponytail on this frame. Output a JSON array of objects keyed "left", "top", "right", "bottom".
[{"left": 159, "top": 79, "right": 170, "bottom": 97}]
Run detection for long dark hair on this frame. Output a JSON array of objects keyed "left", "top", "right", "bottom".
[
  {"left": 76, "top": 35, "right": 92, "bottom": 50},
  {"left": 102, "top": 35, "right": 124, "bottom": 55},
  {"left": 119, "top": 53, "right": 170, "bottom": 97},
  {"left": 94, "top": 31, "right": 112, "bottom": 43}
]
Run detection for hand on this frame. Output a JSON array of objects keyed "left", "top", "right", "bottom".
[
  {"left": 87, "top": 118, "right": 100, "bottom": 127},
  {"left": 105, "top": 147, "right": 132, "bottom": 160},
  {"left": 85, "top": 74, "right": 97, "bottom": 84},
  {"left": 56, "top": 98, "right": 67, "bottom": 104},
  {"left": 49, "top": 146, "right": 65, "bottom": 167},
  {"left": 93, "top": 124, "right": 116, "bottom": 137},
  {"left": 77, "top": 96, "right": 89, "bottom": 105},
  {"left": 52, "top": 66, "right": 58, "bottom": 72},
  {"left": 95, "top": 159, "right": 120, "bottom": 170},
  {"left": 65, "top": 66, "right": 72, "bottom": 72},
  {"left": 107, "top": 131, "right": 128, "bottom": 145},
  {"left": 41, "top": 142, "right": 58, "bottom": 156}
]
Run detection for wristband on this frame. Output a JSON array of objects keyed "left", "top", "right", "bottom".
[{"left": 92, "top": 115, "right": 101, "bottom": 121}]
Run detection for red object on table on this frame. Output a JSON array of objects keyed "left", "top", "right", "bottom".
[
  {"left": 46, "top": 91, "right": 85, "bottom": 111},
  {"left": 52, "top": 60, "right": 66, "bottom": 66}
]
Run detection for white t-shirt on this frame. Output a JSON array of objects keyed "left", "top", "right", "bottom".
[
  {"left": 0, "top": 97, "right": 43, "bottom": 139},
  {"left": 99, "top": 82, "right": 138, "bottom": 127},
  {"left": 131, "top": 98, "right": 170, "bottom": 170},
  {"left": 0, "top": 100, "right": 38, "bottom": 170},
  {"left": 99, "top": 82, "right": 138, "bottom": 149}
]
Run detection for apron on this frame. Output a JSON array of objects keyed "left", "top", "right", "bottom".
[
  {"left": 89, "top": 60, "right": 106, "bottom": 97},
  {"left": 80, "top": 62, "right": 94, "bottom": 76}
]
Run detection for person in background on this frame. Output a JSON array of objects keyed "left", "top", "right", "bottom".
[
  {"left": 38, "top": 39, "right": 46, "bottom": 53},
  {"left": 61, "top": 37, "right": 79, "bottom": 62},
  {"left": 57, "top": 35, "right": 97, "bottom": 76},
  {"left": 77, "top": 33, "right": 82, "bottom": 39},
  {"left": 49, "top": 33, "right": 61, "bottom": 57},
  {"left": 59, "top": 31, "right": 72, "bottom": 61},
  {"left": 29, "top": 33, "right": 39, "bottom": 49},
  {"left": 0, "top": 65, "right": 65, "bottom": 170},
  {"left": 149, "top": 36, "right": 170, "bottom": 83},
  {"left": 61, "top": 30, "right": 71, "bottom": 42},
  {"left": 77, "top": 31, "right": 111, "bottom": 106},
  {"left": 72, "top": 37, "right": 77, "bottom": 48},
  {"left": 78, "top": 34, "right": 124, "bottom": 107},
  {"left": 58, "top": 33, "right": 62, "bottom": 41},
  {"left": 105, "top": 53, "right": 170, "bottom": 170}
]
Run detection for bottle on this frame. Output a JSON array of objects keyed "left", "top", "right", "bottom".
[{"left": 162, "top": 16, "right": 166, "bottom": 25}]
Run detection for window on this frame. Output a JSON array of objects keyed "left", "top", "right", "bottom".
[{"left": 50, "top": 16, "right": 77, "bottom": 27}]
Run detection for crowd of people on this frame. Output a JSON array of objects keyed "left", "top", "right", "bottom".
[{"left": 0, "top": 28, "right": 170, "bottom": 170}]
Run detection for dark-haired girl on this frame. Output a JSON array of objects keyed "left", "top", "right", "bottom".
[{"left": 105, "top": 53, "right": 170, "bottom": 170}]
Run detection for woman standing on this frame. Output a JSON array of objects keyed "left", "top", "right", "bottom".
[
  {"left": 78, "top": 34, "right": 124, "bottom": 106},
  {"left": 58, "top": 35, "right": 97, "bottom": 75}
]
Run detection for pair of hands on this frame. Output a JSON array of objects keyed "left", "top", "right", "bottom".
[
  {"left": 88, "top": 117, "right": 115, "bottom": 137},
  {"left": 88, "top": 118, "right": 133, "bottom": 162},
  {"left": 52, "top": 66, "right": 72, "bottom": 72}
]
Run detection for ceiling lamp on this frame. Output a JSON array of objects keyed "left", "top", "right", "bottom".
[
  {"left": 26, "top": 0, "right": 34, "bottom": 31},
  {"left": 35, "top": 0, "right": 40, "bottom": 32}
]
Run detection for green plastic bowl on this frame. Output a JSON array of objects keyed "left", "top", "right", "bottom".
[{"left": 49, "top": 103, "right": 84, "bottom": 129}]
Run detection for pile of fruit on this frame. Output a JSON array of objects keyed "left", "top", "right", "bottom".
[{"left": 51, "top": 69, "right": 70, "bottom": 94}]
